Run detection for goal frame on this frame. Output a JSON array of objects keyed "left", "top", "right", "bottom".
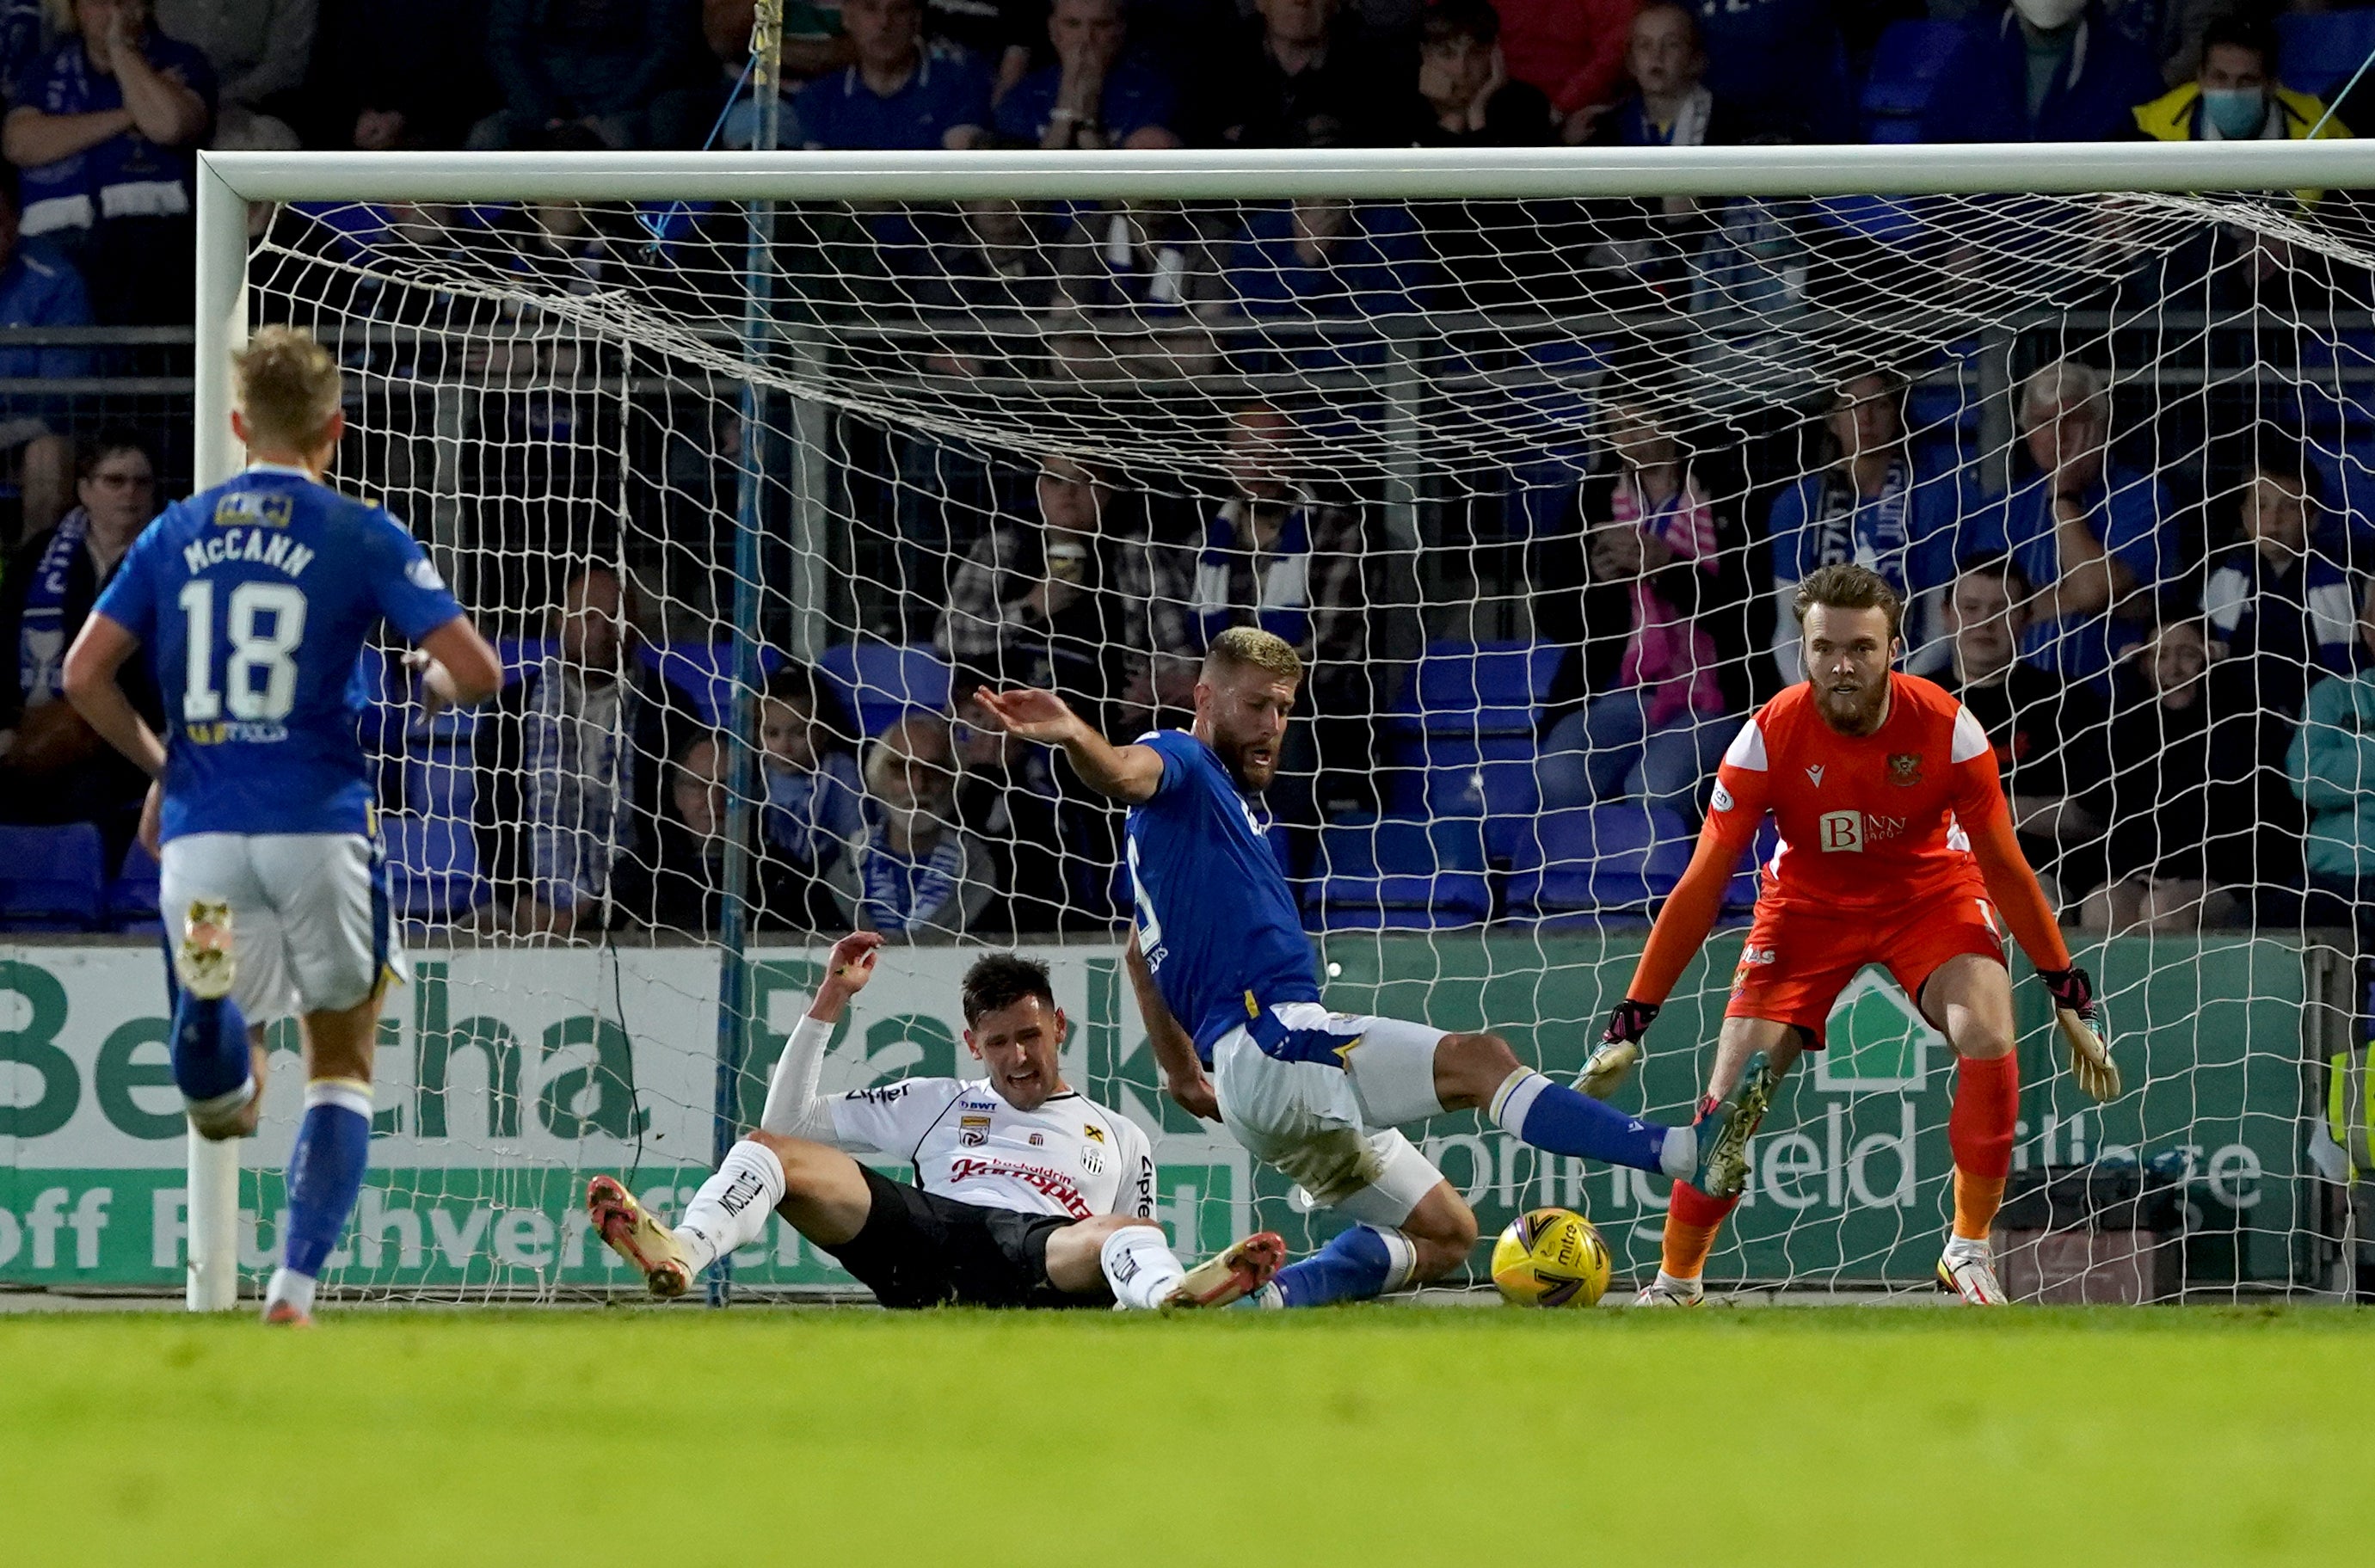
[{"left": 182, "top": 140, "right": 2375, "bottom": 1309}]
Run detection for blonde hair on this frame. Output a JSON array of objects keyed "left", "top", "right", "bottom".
[
  {"left": 1203, "top": 625, "right": 1303, "bottom": 684},
  {"left": 233, "top": 327, "right": 343, "bottom": 451}
]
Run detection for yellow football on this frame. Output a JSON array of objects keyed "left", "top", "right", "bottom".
[{"left": 1490, "top": 1207, "right": 1612, "bottom": 1308}]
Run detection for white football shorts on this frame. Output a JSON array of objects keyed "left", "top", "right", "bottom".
[
  {"left": 159, "top": 833, "right": 393, "bottom": 1024},
  {"left": 1209, "top": 1004, "right": 1449, "bottom": 1227}
]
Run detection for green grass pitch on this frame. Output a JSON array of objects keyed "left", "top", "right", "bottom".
[{"left": 3, "top": 1304, "right": 2371, "bottom": 1565}]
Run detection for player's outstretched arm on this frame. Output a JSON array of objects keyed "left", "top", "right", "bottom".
[
  {"left": 1616, "top": 758, "right": 1767, "bottom": 1027},
  {"left": 1126, "top": 932, "right": 1219, "bottom": 1122},
  {"left": 973, "top": 686, "right": 1164, "bottom": 803},
  {"left": 60, "top": 612, "right": 165, "bottom": 780},
  {"left": 406, "top": 615, "right": 503, "bottom": 717},
  {"left": 758, "top": 931, "right": 885, "bottom": 1141}
]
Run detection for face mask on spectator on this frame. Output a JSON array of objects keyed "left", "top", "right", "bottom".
[
  {"left": 2200, "top": 89, "right": 2267, "bottom": 139},
  {"left": 2010, "top": 0, "right": 2084, "bottom": 29}
]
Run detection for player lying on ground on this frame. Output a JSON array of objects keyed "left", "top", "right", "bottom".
[
  {"left": 63, "top": 328, "right": 503, "bottom": 1325},
  {"left": 591, "top": 932, "right": 1285, "bottom": 1309},
  {"left": 1591, "top": 563, "right": 2115, "bottom": 1307},
  {"left": 975, "top": 626, "right": 1730, "bottom": 1308}
]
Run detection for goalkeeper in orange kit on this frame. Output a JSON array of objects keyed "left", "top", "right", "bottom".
[{"left": 1587, "top": 564, "right": 2120, "bottom": 1306}]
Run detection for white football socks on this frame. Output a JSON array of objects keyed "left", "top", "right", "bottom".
[
  {"left": 1098, "top": 1225, "right": 1188, "bottom": 1310},
  {"left": 264, "top": 1267, "right": 317, "bottom": 1314},
  {"left": 674, "top": 1141, "right": 786, "bottom": 1274},
  {"left": 1650, "top": 1270, "right": 1703, "bottom": 1302},
  {"left": 1658, "top": 1122, "right": 1698, "bottom": 1179},
  {"left": 1942, "top": 1233, "right": 1991, "bottom": 1264}
]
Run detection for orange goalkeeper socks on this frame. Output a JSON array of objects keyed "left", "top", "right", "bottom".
[
  {"left": 1952, "top": 1171, "right": 2009, "bottom": 1243},
  {"left": 1948, "top": 1051, "right": 2019, "bottom": 1241},
  {"left": 1660, "top": 1180, "right": 1740, "bottom": 1281}
]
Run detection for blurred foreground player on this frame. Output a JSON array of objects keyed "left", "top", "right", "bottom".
[
  {"left": 589, "top": 931, "right": 1285, "bottom": 1309},
  {"left": 64, "top": 328, "right": 502, "bottom": 1325},
  {"left": 975, "top": 626, "right": 1723, "bottom": 1307},
  {"left": 1591, "top": 563, "right": 2117, "bottom": 1307}
]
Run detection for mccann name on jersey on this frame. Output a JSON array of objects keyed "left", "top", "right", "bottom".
[{"left": 90, "top": 464, "right": 465, "bottom": 843}]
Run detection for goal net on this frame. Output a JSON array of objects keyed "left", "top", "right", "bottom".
[{"left": 197, "top": 149, "right": 2370, "bottom": 1303}]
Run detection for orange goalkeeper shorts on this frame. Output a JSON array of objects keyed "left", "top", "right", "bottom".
[{"left": 1725, "top": 885, "right": 2007, "bottom": 1048}]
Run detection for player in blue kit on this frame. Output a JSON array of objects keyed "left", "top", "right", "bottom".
[
  {"left": 975, "top": 626, "right": 1723, "bottom": 1306},
  {"left": 63, "top": 328, "right": 501, "bottom": 1325}
]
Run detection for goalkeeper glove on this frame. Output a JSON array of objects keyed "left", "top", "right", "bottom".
[
  {"left": 2040, "top": 964, "right": 2120, "bottom": 1103},
  {"left": 1601, "top": 999, "right": 1658, "bottom": 1046}
]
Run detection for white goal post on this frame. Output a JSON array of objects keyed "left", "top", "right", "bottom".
[{"left": 175, "top": 140, "right": 2375, "bottom": 1312}]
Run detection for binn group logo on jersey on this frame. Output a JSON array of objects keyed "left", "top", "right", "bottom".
[{"left": 1818, "top": 811, "right": 1863, "bottom": 852}]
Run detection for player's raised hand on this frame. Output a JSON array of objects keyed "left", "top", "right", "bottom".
[
  {"left": 971, "top": 686, "right": 1084, "bottom": 746},
  {"left": 820, "top": 931, "right": 885, "bottom": 1003}
]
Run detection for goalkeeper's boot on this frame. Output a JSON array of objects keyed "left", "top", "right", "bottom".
[
  {"left": 175, "top": 899, "right": 237, "bottom": 1001},
  {"left": 587, "top": 1176, "right": 693, "bottom": 1300},
  {"left": 1689, "top": 1049, "right": 1781, "bottom": 1200},
  {"left": 1935, "top": 1242, "right": 2009, "bottom": 1307},
  {"left": 1163, "top": 1230, "right": 1288, "bottom": 1310},
  {"left": 1575, "top": 1039, "right": 1641, "bottom": 1101},
  {"left": 1631, "top": 1274, "right": 1705, "bottom": 1308}
]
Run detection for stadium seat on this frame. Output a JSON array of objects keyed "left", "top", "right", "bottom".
[
  {"left": 818, "top": 640, "right": 954, "bottom": 735},
  {"left": 404, "top": 745, "right": 477, "bottom": 820},
  {"left": 1420, "top": 753, "right": 1542, "bottom": 864},
  {"left": 385, "top": 815, "right": 480, "bottom": 924},
  {"left": 2279, "top": 9, "right": 2375, "bottom": 101},
  {"left": 1861, "top": 19, "right": 1965, "bottom": 138},
  {"left": 108, "top": 840, "right": 163, "bottom": 932},
  {"left": 1394, "top": 641, "right": 1560, "bottom": 738},
  {"left": 640, "top": 641, "right": 783, "bottom": 730},
  {"left": 1307, "top": 816, "right": 1491, "bottom": 929},
  {"left": 1505, "top": 805, "right": 1692, "bottom": 920},
  {"left": 0, "top": 823, "right": 108, "bottom": 931}
]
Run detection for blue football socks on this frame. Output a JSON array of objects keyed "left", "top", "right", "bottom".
[
  {"left": 1490, "top": 1070, "right": 1670, "bottom": 1173},
  {"left": 170, "top": 990, "right": 252, "bottom": 1107},
  {"left": 1270, "top": 1224, "right": 1416, "bottom": 1307},
  {"left": 268, "top": 1079, "right": 373, "bottom": 1313}
]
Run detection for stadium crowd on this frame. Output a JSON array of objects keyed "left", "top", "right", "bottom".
[{"left": 6, "top": 0, "right": 2375, "bottom": 947}]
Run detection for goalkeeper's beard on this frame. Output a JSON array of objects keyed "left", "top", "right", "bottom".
[{"left": 1812, "top": 669, "right": 1888, "bottom": 735}]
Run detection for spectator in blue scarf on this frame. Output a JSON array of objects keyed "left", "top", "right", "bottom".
[
  {"left": 3, "top": 0, "right": 212, "bottom": 325},
  {"left": 0, "top": 428, "right": 163, "bottom": 864}
]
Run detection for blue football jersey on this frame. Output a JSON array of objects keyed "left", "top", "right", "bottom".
[
  {"left": 92, "top": 464, "right": 465, "bottom": 841},
  {"left": 1123, "top": 729, "right": 1320, "bottom": 1061}
]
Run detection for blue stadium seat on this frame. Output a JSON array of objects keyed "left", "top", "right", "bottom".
[
  {"left": 385, "top": 815, "right": 479, "bottom": 923},
  {"left": 404, "top": 745, "right": 477, "bottom": 820},
  {"left": 2280, "top": 9, "right": 2375, "bottom": 101},
  {"left": 108, "top": 840, "right": 162, "bottom": 932},
  {"left": 819, "top": 640, "right": 954, "bottom": 735},
  {"left": 1394, "top": 641, "right": 1561, "bottom": 737},
  {"left": 640, "top": 641, "right": 784, "bottom": 731},
  {"left": 1421, "top": 753, "right": 1543, "bottom": 864},
  {"left": 0, "top": 823, "right": 107, "bottom": 930},
  {"left": 1505, "top": 806, "right": 1692, "bottom": 920},
  {"left": 1307, "top": 817, "right": 1491, "bottom": 930},
  {"left": 1861, "top": 19, "right": 1965, "bottom": 137}
]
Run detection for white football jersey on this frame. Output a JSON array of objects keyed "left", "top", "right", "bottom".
[{"left": 827, "top": 1078, "right": 1155, "bottom": 1221}]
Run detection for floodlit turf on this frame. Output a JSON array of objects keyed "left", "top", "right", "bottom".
[{"left": 3, "top": 1304, "right": 2370, "bottom": 1566}]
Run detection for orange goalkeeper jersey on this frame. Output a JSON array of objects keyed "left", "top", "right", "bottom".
[
  {"left": 1722, "top": 673, "right": 1995, "bottom": 915},
  {"left": 1627, "top": 672, "right": 2072, "bottom": 1005}
]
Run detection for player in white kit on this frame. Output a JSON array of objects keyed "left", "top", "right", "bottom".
[{"left": 590, "top": 931, "right": 1286, "bottom": 1309}]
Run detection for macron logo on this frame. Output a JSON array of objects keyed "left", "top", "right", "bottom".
[{"left": 1806, "top": 765, "right": 1825, "bottom": 789}]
